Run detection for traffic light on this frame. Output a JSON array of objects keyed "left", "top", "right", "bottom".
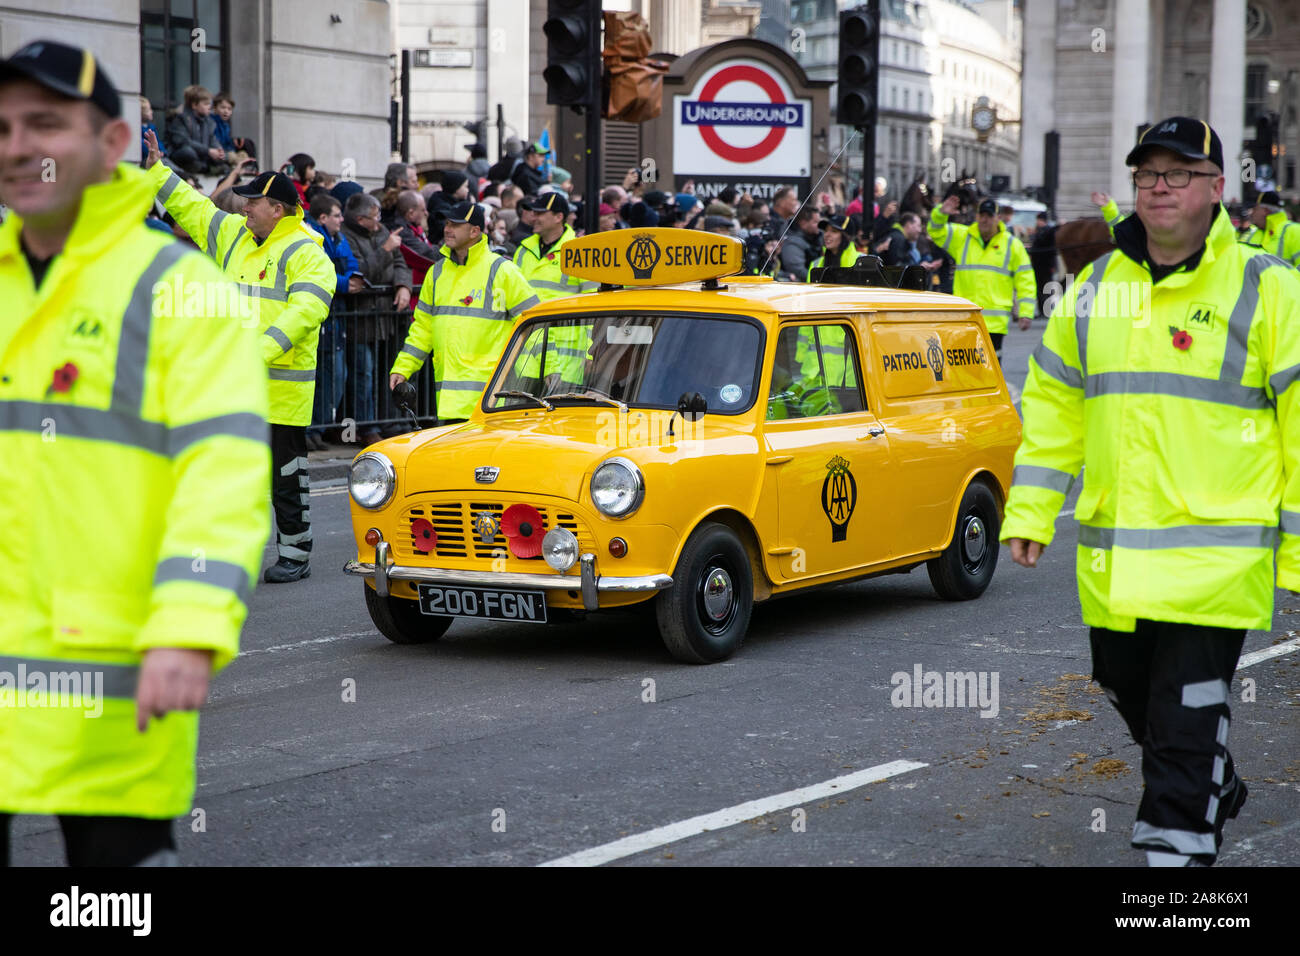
[
  {"left": 838, "top": 3, "right": 880, "bottom": 129},
  {"left": 544, "top": 0, "right": 601, "bottom": 110}
]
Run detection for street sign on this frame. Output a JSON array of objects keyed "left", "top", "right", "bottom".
[{"left": 673, "top": 58, "right": 812, "bottom": 199}]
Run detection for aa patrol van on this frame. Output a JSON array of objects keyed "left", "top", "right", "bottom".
[{"left": 344, "top": 228, "right": 1021, "bottom": 663}]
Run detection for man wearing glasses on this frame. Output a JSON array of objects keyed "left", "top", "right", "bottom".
[{"left": 1001, "top": 117, "right": 1300, "bottom": 866}]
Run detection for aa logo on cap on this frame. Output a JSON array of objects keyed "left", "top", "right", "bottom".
[{"left": 1156, "top": 121, "right": 1178, "bottom": 134}]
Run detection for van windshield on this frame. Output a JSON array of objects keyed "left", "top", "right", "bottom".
[{"left": 484, "top": 313, "right": 763, "bottom": 414}]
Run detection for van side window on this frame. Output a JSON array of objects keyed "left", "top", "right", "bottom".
[{"left": 767, "top": 324, "right": 866, "bottom": 420}]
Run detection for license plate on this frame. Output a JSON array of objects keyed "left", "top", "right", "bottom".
[{"left": 417, "top": 584, "right": 548, "bottom": 623}]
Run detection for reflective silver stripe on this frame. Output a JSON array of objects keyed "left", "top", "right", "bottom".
[
  {"left": 956, "top": 264, "right": 1011, "bottom": 274},
  {"left": 0, "top": 655, "right": 138, "bottom": 700},
  {"left": 401, "top": 343, "right": 430, "bottom": 361},
  {"left": 507, "top": 294, "right": 541, "bottom": 318},
  {"left": 239, "top": 283, "right": 288, "bottom": 302},
  {"left": 278, "top": 543, "right": 310, "bottom": 561},
  {"left": 1078, "top": 523, "right": 1278, "bottom": 550},
  {"left": 169, "top": 412, "right": 267, "bottom": 454},
  {"left": 1012, "top": 465, "right": 1075, "bottom": 494},
  {"left": 554, "top": 346, "right": 588, "bottom": 358},
  {"left": 1268, "top": 364, "right": 1300, "bottom": 398},
  {"left": 1216, "top": 715, "right": 1229, "bottom": 747},
  {"left": 280, "top": 529, "right": 312, "bottom": 545},
  {"left": 276, "top": 238, "right": 314, "bottom": 286},
  {"left": 959, "top": 234, "right": 971, "bottom": 265},
  {"left": 578, "top": 282, "right": 599, "bottom": 293},
  {"left": 483, "top": 257, "right": 505, "bottom": 314},
  {"left": 983, "top": 308, "right": 1012, "bottom": 317},
  {"left": 514, "top": 246, "right": 526, "bottom": 266},
  {"left": 1281, "top": 510, "right": 1300, "bottom": 536},
  {"left": 268, "top": 367, "right": 315, "bottom": 381},
  {"left": 1131, "top": 821, "right": 1216, "bottom": 857},
  {"left": 1074, "top": 252, "right": 1112, "bottom": 378},
  {"left": 434, "top": 305, "right": 510, "bottom": 320},
  {"left": 1220, "top": 255, "right": 1280, "bottom": 388},
  {"left": 264, "top": 326, "right": 293, "bottom": 354},
  {"left": 1001, "top": 240, "right": 1013, "bottom": 271},
  {"left": 222, "top": 226, "right": 247, "bottom": 271},
  {"left": 1015, "top": 263, "right": 1033, "bottom": 273},
  {"left": 529, "top": 279, "right": 575, "bottom": 291},
  {"left": 1085, "top": 371, "right": 1271, "bottom": 409},
  {"left": 0, "top": 401, "right": 163, "bottom": 451},
  {"left": 1031, "top": 344, "right": 1083, "bottom": 389},
  {"left": 112, "top": 242, "right": 191, "bottom": 415},
  {"left": 156, "top": 171, "right": 182, "bottom": 204},
  {"left": 422, "top": 259, "right": 444, "bottom": 300},
  {"left": 1212, "top": 755, "right": 1225, "bottom": 786},
  {"left": 153, "top": 556, "right": 253, "bottom": 607},
  {"left": 1105, "top": 210, "right": 1122, "bottom": 227},
  {"left": 415, "top": 299, "right": 436, "bottom": 316},
  {"left": 288, "top": 282, "right": 333, "bottom": 307},
  {"left": 206, "top": 210, "right": 229, "bottom": 256},
  {"left": 279, "top": 455, "right": 308, "bottom": 476},
  {"left": 1181, "top": 679, "right": 1228, "bottom": 709},
  {"left": 438, "top": 380, "right": 486, "bottom": 391},
  {"left": 943, "top": 223, "right": 953, "bottom": 249}
]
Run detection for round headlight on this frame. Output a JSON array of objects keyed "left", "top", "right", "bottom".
[
  {"left": 350, "top": 453, "right": 395, "bottom": 510},
  {"left": 590, "top": 457, "right": 644, "bottom": 518},
  {"left": 542, "top": 527, "right": 580, "bottom": 571}
]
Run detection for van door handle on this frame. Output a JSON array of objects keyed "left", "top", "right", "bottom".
[{"left": 859, "top": 426, "right": 885, "bottom": 440}]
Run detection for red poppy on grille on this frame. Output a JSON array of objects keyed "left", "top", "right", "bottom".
[
  {"left": 50, "top": 362, "right": 79, "bottom": 393},
  {"left": 410, "top": 517, "right": 437, "bottom": 553},
  {"left": 501, "top": 503, "right": 545, "bottom": 558},
  {"left": 1169, "top": 326, "right": 1193, "bottom": 351}
]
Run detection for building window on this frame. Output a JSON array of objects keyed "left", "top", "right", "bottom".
[
  {"left": 141, "top": 0, "right": 227, "bottom": 112},
  {"left": 1244, "top": 63, "right": 1269, "bottom": 126},
  {"left": 903, "top": 88, "right": 910, "bottom": 112}
]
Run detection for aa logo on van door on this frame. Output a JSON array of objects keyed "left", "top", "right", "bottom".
[{"left": 821, "top": 455, "right": 857, "bottom": 542}]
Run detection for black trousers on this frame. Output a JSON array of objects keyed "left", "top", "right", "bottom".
[
  {"left": 271, "top": 424, "right": 312, "bottom": 563},
  {"left": 989, "top": 332, "right": 1004, "bottom": 360},
  {"left": 0, "top": 813, "right": 174, "bottom": 866},
  {"left": 1090, "top": 620, "right": 1246, "bottom": 862}
]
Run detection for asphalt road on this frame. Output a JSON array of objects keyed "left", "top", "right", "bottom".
[{"left": 10, "top": 322, "right": 1300, "bottom": 866}]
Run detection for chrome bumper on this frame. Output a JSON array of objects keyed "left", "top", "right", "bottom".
[{"left": 343, "top": 541, "right": 672, "bottom": 612}]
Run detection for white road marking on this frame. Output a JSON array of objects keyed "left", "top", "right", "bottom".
[
  {"left": 236, "top": 631, "right": 377, "bottom": 658},
  {"left": 1237, "top": 633, "right": 1300, "bottom": 669},
  {"left": 538, "top": 759, "right": 928, "bottom": 867}
]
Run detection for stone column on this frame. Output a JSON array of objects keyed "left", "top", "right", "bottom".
[
  {"left": 1110, "top": 0, "right": 1152, "bottom": 204},
  {"left": 1019, "top": 0, "right": 1056, "bottom": 195},
  {"left": 646, "top": 0, "right": 703, "bottom": 57},
  {"left": 1209, "top": 0, "right": 1246, "bottom": 201}
]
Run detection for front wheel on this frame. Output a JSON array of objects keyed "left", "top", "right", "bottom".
[
  {"left": 655, "top": 522, "right": 754, "bottom": 663},
  {"left": 927, "top": 481, "right": 1001, "bottom": 600},
  {"left": 364, "top": 583, "right": 453, "bottom": 644}
]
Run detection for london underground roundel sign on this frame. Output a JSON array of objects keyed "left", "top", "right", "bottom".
[{"left": 673, "top": 59, "right": 812, "bottom": 177}]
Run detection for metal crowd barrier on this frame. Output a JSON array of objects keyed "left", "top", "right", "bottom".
[{"left": 309, "top": 286, "right": 438, "bottom": 438}]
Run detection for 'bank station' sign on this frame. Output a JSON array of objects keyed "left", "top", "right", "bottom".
[{"left": 672, "top": 59, "right": 813, "bottom": 201}]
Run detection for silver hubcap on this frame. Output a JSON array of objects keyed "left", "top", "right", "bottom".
[
  {"left": 702, "top": 567, "right": 734, "bottom": 621},
  {"left": 962, "top": 516, "right": 986, "bottom": 564}
]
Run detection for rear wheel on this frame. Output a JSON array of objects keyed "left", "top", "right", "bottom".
[
  {"left": 655, "top": 522, "right": 753, "bottom": 664},
  {"left": 927, "top": 481, "right": 1000, "bottom": 600},
  {"left": 364, "top": 583, "right": 453, "bottom": 644}
]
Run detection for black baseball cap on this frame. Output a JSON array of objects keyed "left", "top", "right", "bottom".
[
  {"left": 232, "top": 171, "right": 302, "bottom": 207},
  {"left": 820, "top": 214, "right": 857, "bottom": 234},
  {"left": 1126, "top": 116, "right": 1224, "bottom": 171},
  {"left": 1255, "top": 190, "right": 1283, "bottom": 208},
  {"left": 642, "top": 190, "right": 674, "bottom": 209},
  {"left": 0, "top": 40, "right": 121, "bottom": 118},
  {"left": 977, "top": 199, "right": 998, "bottom": 216},
  {"left": 446, "top": 201, "right": 487, "bottom": 230},
  {"left": 525, "top": 192, "right": 570, "bottom": 216}
]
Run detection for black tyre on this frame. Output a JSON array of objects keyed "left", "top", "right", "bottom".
[
  {"left": 927, "top": 480, "right": 1001, "bottom": 600},
  {"left": 364, "top": 583, "right": 453, "bottom": 644},
  {"left": 655, "top": 522, "right": 754, "bottom": 664}
]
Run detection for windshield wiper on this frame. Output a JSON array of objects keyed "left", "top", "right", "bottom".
[
  {"left": 546, "top": 389, "right": 628, "bottom": 412},
  {"left": 491, "top": 390, "right": 553, "bottom": 411}
]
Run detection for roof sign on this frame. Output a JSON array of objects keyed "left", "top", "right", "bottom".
[{"left": 561, "top": 228, "right": 744, "bottom": 287}]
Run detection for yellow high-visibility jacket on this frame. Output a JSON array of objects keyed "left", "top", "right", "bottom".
[
  {"left": 0, "top": 163, "right": 269, "bottom": 816},
  {"left": 391, "top": 235, "right": 540, "bottom": 420},
  {"left": 147, "top": 164, "right": 335, "bottom": 426},
  {"left": 513, "top": 225, "right": 593, "bottom": 384},
  {"left": 1249, "top": 209, "right": 1300, "bottom": 267},
  {"left": 807, "top": 245, "right": 861, "bottom": 281},
  {"left": 1001, "top": 206, "right": 1300, "bottom": 631},
  {"left": 928, "top": 209, "right": 1036, "bottom": 334}
]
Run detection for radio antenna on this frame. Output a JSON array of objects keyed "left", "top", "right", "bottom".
[{"left": 760, "top": 128, "right": 862, "bottom": 277}]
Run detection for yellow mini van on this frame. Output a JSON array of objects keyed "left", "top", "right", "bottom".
[{"left": 344, "top": 229, "right": 1022, "bottom": 662}]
